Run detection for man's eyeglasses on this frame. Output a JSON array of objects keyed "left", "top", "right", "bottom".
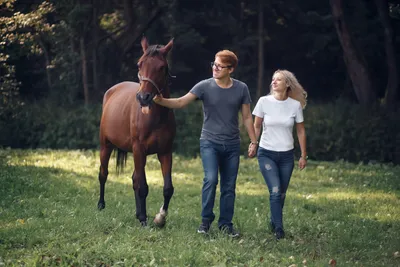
[{"left": 210, "top": 62, "right": 232, "bottom": 70}]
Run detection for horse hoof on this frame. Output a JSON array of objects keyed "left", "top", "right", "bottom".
[
  {"left": 140, "top": 220, "right": 148, "bottom": 227},
  {"left": 98, "top": 202, "right": 105, "bottom": 210},
  {"left": 153, "top": 213, "right": 166, "bottom": 228}
]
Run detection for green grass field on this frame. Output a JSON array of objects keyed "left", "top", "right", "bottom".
[{"left": 0, "top": 149, "right": 399, "bottom": 266}]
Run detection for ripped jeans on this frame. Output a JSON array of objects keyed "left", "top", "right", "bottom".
[{"left": 257, "top": 147, "right": 294, "bottom": 230}]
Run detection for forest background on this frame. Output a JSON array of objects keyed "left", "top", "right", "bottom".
[{"left": 1, "top": 0, "right": 400, "bottom": 164}]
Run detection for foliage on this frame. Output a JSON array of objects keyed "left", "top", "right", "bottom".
[
  {"left": 0, "top": 61, "right": 21, "bottom": 112},
  {"left": 303, "top": 100, "right": 400, "bottom": 164},
  {"left": 0, "top": 0, "right": 55, "bottom": 54},
  {"left": 0, "top": 149, "right": 399, "bottom": 266},
  {"left": 0, "top": 0, "right": 56, "bottom": 102},
  {"left": 48, "top": 19, "right": 81, "bottom": 104},
  {"left": 1, "top": 0, "right": 399, "bottom": 105},
  {"left": 0, "top": 101, "right": 101, "bottom": 149},
  {"left": 173, "top": 100, "right": 203, "bottom": 157},
  {"left": 1, "top": 100, "right": 399, "bottom": 165},
  {"left": 389, "top": 2, "right": 400, "bottom": 19}
]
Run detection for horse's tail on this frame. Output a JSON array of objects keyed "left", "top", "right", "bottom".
[{"left": 116, "top": 149, "right": 127, "bottom": 175}]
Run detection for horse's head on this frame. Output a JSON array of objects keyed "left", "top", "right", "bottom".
[{"left": 136, "top": 37, "right": 174, "bottom": 114}]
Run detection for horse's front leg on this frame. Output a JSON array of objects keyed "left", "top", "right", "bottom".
[
  {"left": 153, "top": 152, "right": 174, "bottom": 227},
  {"left": 132, "top": 147, "right": 148, "bottom": 226},
  {"left": 98, "top": 143, "right": 113, "bottom": 210}
]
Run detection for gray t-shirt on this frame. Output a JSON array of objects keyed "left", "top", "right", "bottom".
[{"left": 190, "top": 78, "right": 252, "bottom": 145}]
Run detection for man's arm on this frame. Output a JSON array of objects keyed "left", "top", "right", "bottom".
[
  {"left": 153, "top": 92, "right": 197, "bottom": 109},
  {"left": 241, "top": 103, "right": 257, "bottom": 143}
]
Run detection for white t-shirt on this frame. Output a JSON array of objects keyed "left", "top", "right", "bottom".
[{"left": 252, "top": 95, "right": 304, "bottom": 151}]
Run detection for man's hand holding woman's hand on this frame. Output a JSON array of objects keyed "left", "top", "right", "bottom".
[{"left": 248, "top": 142, "right": 258, "bottom": 158}]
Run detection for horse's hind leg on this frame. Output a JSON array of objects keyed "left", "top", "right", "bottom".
[
  {"left": 153, "top": 152, "right": 174, "bottom": 227},
  {"left": 98, "top": 143, "right": 113, "bottom": 210}
]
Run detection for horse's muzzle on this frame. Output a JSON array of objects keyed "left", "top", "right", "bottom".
[{"left": 136, "top": 92, "right": 155, "bottom": 108}]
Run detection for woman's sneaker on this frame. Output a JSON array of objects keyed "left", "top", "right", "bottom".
[{"left": 219, "top": 225, "right": 240, "bottom": 238}]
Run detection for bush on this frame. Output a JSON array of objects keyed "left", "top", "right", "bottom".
[
  {"left": 173, "top": 100, "right": 203, "bottom": 157},
  {"left": 0, "top": 101, "right": 101, "bottom": 149},
  {"left": 303, "top": 100, "right": 400, "bottom": 164},
  {"left": 1, "top": 99, "right": 399, "bottom": 165}
]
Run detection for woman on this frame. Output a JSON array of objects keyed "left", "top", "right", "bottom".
[{"left": 249, "top": 69, "right": 307, "bottom": 240}]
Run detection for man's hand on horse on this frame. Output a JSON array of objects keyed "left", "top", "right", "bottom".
[{"left": 153, "top": 94, "right": 163, "bottom": 104}]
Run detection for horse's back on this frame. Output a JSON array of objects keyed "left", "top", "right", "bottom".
[{"left": 103, "top": 82, "right": 140, "bottom": 107}]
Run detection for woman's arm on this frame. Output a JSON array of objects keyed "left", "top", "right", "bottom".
[
  {"left": 254, "top": 116, "right": 263, "bottom": 141},
  {"left": 247, "top": 115, "right": 263, "bottom": 157},
  {"left": 241, "top": 104, "right": 258, "bottom": 158},
  {"left": 153, "top": 92, "right": 197, "bottom": 109}
]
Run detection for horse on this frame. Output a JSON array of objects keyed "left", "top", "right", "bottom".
[{"left": 97, "top": 37, "right": 176, "bottom": 227}]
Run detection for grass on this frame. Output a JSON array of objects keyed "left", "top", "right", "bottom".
[{"left": 0, "top": 149, "right": 399, "bottom": 266}]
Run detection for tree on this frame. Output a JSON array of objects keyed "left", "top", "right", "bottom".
[
  {"left": 376, "top": 0, "right": 399, "bottom": 108},
  {"left": 330, "top": 0, "right": 376, "bottom": 105},
  {"left": 0, "top": 0, "right": 55, "bottom": 96},
  {"left": 257, "top": 0, "right": 264, "bottom": 99}
]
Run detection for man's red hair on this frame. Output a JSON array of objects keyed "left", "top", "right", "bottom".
[{"left": 215, "top": 50, "right": 238, "bottom": 69}]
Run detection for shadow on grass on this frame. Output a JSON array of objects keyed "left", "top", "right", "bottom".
[
  {"left": 0, "top": 161, "right": 202, "bottom": 234},
  {"left": 302, "top": 161, "right": 400, "bottom": 193}
]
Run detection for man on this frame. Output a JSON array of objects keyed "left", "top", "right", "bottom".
[{"left": 153, "top": 50, "right": 258, "bottom": 237}]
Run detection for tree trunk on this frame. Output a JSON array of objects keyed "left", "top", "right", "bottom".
[
  {"left": 375, "top": 0, "right": 399, "bottom": 108},
  {"left": 80, "top": 36, "right": 89, "bottom": 106},
  {"left": 37, "top": 37, "right": 52, "bottom": 92},
  {"left": 330, "top": 0, "right": 376, "bottom": 105},
  {"left": 257, "top": 0, "right": 264, "bottom": 99},
  {"left": 92, "top": 0, "right": 99, "bottom": 97},
  {"left": 121, "top": 6, "right": 163, "bottom": 57}
]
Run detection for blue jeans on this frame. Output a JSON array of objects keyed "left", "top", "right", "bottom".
[
  {"left": 257, "top": 147, "right": 294, "bottom": 230},
  {"left": 199, "top": 139, "right": 240, "bottom": 228}
]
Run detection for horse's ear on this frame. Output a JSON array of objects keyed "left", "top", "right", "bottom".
[
  {"left": 160, "top": 38, "right": 174, "bottom": 56},
  {"left": 141, "top": 36, "right": 149, "bottom": 53}
]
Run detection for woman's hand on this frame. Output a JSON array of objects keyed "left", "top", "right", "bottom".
[{"left": 299, "top": 157, "right": 307, "bottom": 170}]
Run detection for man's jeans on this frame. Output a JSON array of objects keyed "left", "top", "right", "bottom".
[
  {"left": 257, "top": 147, "right": 294, "bottom": 230},
  {"left": 199, "top": 139, "right": 240, "bottom": 228}
]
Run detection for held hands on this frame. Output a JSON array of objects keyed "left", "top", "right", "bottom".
[{"left": 248, "top": 142, "right": 258, "bottom": 158}]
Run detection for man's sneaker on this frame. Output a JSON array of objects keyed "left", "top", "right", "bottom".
[
  {"left": 197, "top": 222, "right": 210, "bottom": 234},
  {"left": 219, "top": 225, "right": 240, "bottom": 238}
]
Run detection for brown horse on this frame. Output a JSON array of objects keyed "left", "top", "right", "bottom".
[{"left": 97, "top": 37, "right": 176, "bottom": 227}]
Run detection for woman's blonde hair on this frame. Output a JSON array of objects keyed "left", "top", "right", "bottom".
[{"left": 271, "top": 69, "right": 308, "bottom": 109}]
